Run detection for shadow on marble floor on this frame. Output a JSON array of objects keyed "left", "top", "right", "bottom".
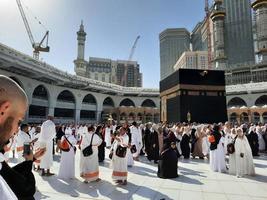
[
  {"left": 175, "top": 174, "right": 204, "bottom": 185},
  {"left": 254, "top": 162, "right": 267, "bottom": 168},
  {"left": 39, "top": 176, "right": 171, "bottom": 200},
  {"left": 53, "top": 154, "right": 61, "bottom": 163},
  {"left": 245, "top": 173, "right": 267, "bottom": 183},
  {"left": 34, "top": 191, "right": 50, "bottom": 199},
  {"left": 127, "top": 165, "right": 158, "bottom": 177},
  {"left": 40, "top": 175, "right": 80, "bottom": 197},
  {"left": 178, "top": 166, "right": 207, "bottom": 178}
]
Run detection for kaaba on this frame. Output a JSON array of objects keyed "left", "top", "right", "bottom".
[{"left": 160, "top": 69, "right": 227, "bottom": 124}]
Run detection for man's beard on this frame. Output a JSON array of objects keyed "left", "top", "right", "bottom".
[{"left": 0, "top": 117, "right": 14, "bottom": 149}]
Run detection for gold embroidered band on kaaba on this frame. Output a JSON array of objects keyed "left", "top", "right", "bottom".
[{"left": 160, "top": 84, "right": 225, "bottom": 97}]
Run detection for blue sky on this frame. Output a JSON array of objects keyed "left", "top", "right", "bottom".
[{"left": 0, "top": 0, "right": 208, "bottom": 88}]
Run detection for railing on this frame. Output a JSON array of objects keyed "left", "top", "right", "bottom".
[
  {"left": 31, "top": 98, "right": 49, "bottom": 106},
  {"left": 81, "top": 104, "right": 97, "bottom": 110},
  {"left": 55, "top": 102, "right": 75, "bottom": 109},
  {"left": 226, "top": 81, "right": 267, "bottom": 93},
  {"left": 80, "top": 118, "right": 96, "bottom": 120}
]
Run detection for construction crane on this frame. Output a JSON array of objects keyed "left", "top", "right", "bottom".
[
  {"left": 16, "top": 0, "right": 50, "bottom": 60},
  {"left": 120, "top": 35, "right": 140, "bottom": 86},
  {"left": 205, "top": 0, "right": 212, "bottom": 69}
]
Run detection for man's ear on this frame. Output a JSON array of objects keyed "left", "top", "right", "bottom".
[{"left": 0, "top": 101, "right": 11, "bottom": 121}]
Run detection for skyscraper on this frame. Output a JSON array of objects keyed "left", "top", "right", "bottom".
[
  {"left": 191, "top": 22, "right": 206, "bottom": 51},
  {"left": 224, "top": 0, "right": 255, "bottom": 66},
  {"left": 159, "top": 28, "right": 190, "bottom": 80}
]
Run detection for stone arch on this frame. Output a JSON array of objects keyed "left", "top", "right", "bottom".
[
  {"left": 82, "top": 94, "right": 97, "bottom": 105},
  {"left": 120, "top": 98, "right": 135, "bottom": 107},
  {"left": 103, "top": 97, "right": 115, "bottom": 107},
  {"left": 32, "top": 85, "right": 49, "bottom": 100},
  {"left": 55, "top": 90, "right": 76, "bottom": 120},
  {"left": 255, "top": 95, "right": 267, "bottom": 106},
  {"left": 141, "top": 99, "right": 156, "bottom": 107},
  {"left": 29, "top": 85, "right": 50, "bottom": 121},
  {"left": 227, "top": 97, "right": 247, "bottom": 108},
  {"left": 80, "top": 94, "right": 97, "bottom": 121},
  {"left": 57, "top": 90, "right": 76, "bottom": 103}
]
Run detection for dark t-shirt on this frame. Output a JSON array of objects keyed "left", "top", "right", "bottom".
[{"left": 0, "top": 160, "right": 35, "bottom": 200}]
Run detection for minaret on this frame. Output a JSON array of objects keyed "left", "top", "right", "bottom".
[
  {"left": 252, "top": 0, "right": 267, "bottom": 62},
  {"left": 210, "top": 0, "right": 227, "bottom": 69},
  {"left": 74, "top": 21, "right": 87, "bottom": 76}
]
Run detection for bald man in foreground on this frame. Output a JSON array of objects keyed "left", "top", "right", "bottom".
[{"left": 0, "top": 75, "right": 45, "bottom": 200}]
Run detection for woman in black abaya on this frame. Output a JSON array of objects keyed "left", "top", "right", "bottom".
[
  {"left": 180, "top": 127, "right": 191, "bottom": 159},
  {"left": 247, "top": 126, "right": 259, "bottom": 156},
  {"left": 157, "top": 141, "right": 178, "bottom": 179},
  {"left": 95, "top": 125, "right": 105, "bottom": 162}
]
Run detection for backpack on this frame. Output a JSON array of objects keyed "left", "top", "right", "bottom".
[
  {"left": 82, "top": 133, "right": 94, "bottom": 157},
  {"left": 227, "top": 135, "right": 238, "bottom": 154},
  {"left": 59, "top": 136, "right": 70, "bottom": 152}
]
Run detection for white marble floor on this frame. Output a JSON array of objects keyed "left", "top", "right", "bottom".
[{"left": 27, "top": 151, "right": 267, "bottom": 200}]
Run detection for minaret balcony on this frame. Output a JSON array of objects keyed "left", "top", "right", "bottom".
[
  {"left": 211, "top": 11, "right": 226, "bottom": 21},
  {"left": 214, "top": 0, "right": 223, "bottom": 3},
  {"left": 213, "top": 55, "right": 227, "bottom": 61},
  {"left": 256, "top": 48, "right": 267, "bottom": 54},
  {"left": 252, "top": 0, "right": 267, "bottom": 10}
]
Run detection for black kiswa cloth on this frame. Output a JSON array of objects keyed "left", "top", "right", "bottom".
[{"left": 0, "top": 160, "right": 36, "bottom": 200}]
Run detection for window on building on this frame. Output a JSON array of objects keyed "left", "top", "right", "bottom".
[
  {"left": 95, "top": 73, "right": 98, "bottom": 80},
  {"left": 102, "top": 74, "right": 105, "bottom": 82}
]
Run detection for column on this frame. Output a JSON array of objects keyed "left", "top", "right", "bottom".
[
  {"left": 260, "top": 114, "right": 264, "bottom": 124},
  {"left": 48, "top": 107, "right": 54, "bottom": 116},
  {"left": 237, "top": 114, "right": 241, "bottom": 125},
  {"left": 117, "top": 110, "right": 120, "bottom": 124},
  {"left": 25, "top": 109, "right": 29, "bottom": 123},
  {"left": 96, "top": 111, "right": 102, "bottom": 123},
  {"left": 75, "top": 109, "right": 81, "bottom": 125},
  {"left": 248, "top": 110, "right": 252, "bottom": 124},
  {"left": 227, "top": 114, "right": 230, "bottom": 122},
  {"left": 142, "top": 111, "right": 146, "bottom": 124},
  {"left": 48, "top": 94, "right": 56, "bottom": 117}
]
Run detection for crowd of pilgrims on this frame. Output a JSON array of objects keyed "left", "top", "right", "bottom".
[{"left": 3, "top": 120, "right": 267, "bottom": 186}]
